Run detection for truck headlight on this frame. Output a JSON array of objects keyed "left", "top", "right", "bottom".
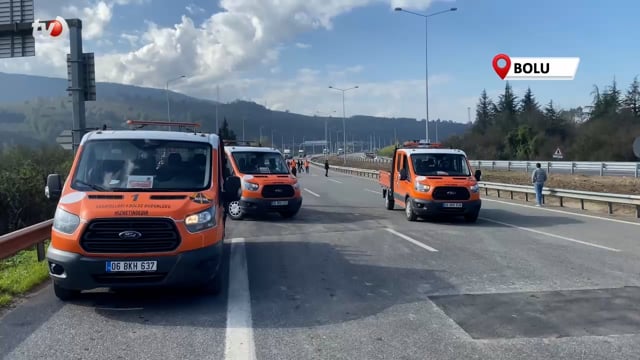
[
  {"left": 414, "top": 182, "right": 430, "bottom": 192},
  {"left": 243, "top": 182, "right": 259, "bottom": 191},
  {"left": 185, "top": 207, "right": 216, "bottom": 233},
  {"left": 292, "top": 182, "right": 300, "bottom": 189},
  {"left": 53, "top": 208, "right": 80, "bottom": 234},
  {"left": 470, "top": 184, "right": 479, "bottom": 193}
]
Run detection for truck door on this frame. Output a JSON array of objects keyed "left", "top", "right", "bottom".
[{"left": 394, "top": 152, "right": 411, "bottom": 202}]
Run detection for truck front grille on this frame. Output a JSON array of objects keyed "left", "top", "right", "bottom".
[
  {"left": 262, "top": 185, "right": 295, "bottom": 198},
  {"left": 432, "top": 187, "right": 471, "bottom": 201},
  {"left": 80, "top": 218, "right": 181, "bottom": 253}
]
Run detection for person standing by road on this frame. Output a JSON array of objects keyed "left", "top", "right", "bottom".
[
  {"left": 304, "top": 159, "right": 310, "bottom": 174},
  {"left": 324, "top": 159, "right": 330, "bottom": 177},
  {"left": 532, "top": 162, "right": 547, "bottom": 206}
]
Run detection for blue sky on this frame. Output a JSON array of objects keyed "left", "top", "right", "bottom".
[{"left": 3, "top": 0, "right": 639, "bottom": 123}]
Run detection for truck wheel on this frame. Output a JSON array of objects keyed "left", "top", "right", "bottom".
[
  {"left": 202, "top": 271, "right": 224, "bottom": 295},
  {"left": 385, "top": 190, "right": 394, "bottom": 210},
  {"left": 464, "top": 211, "right": 479, "bottom": 223},
  {"left": 227, "top": 200, "right": 244, "bottom": 220},
  {"left": 53, "top": 283, "right": 80, "bottom": 301},
  {"left": 405, "top": 197, "right": 417, "bottom": 221}
]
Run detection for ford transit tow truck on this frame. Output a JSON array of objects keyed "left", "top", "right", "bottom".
[
  {"left": 379, "top": 140, "right": 482, "bottom": 222},
  {"left": 43, "top": 120, "right": 241, "bottom": 300}
]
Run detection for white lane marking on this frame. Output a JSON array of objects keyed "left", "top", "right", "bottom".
[
  {"left": 225, "top": 237, "right": 257, "bottom": 360},
  {"left": 304, "top": 188, "right": 321, "bottom": 197},
  {"left": 385, "top": 228, "right": 438, "bottom": 252},
  {"left": 328, "top": 178, "right": 343, "bottom": 184},
  {"left": 479, "top": 217, "right": 621, "bottom": 252},
  {"left": 364, "top": 189, "right": 379, "bottom": 194},
  {"left": 483, "top": 198, "right": 640, "bottom": 227}
]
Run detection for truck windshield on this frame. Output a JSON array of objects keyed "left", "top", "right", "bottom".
[
  {"left": 231, "top": 151, "right": 290, "bottom": 174},
  {"left": 410, "top": 153, "right": 471, "bottom": 176},
  {"left": 71, "top": 139, "right": 212, "bottom": 192}
]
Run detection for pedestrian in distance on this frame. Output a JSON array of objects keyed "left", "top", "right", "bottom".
[
  {"left": 304, "top": 159, "right": 310, "bottom": 174},
  {"left": 324, "top": 159, "right": 330, "bottom": 177},
  {"left": 290, "top": 159, "right": 297, "bottom": 177},
  {"left": 532, "top": 162, "right": 547, "bottom": 206}
]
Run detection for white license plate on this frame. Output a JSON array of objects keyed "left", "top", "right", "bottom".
[
  {"left": 443, "top": 203, "right": 463, "bottom": 208},
  {"left": 106, "top": 261, "right": 157, "bottom": 272},
  {"left": 271, "top": 201, "right": 288, "bottom": 206}
]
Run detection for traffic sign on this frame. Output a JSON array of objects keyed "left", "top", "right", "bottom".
[
  {"left": 56, "top": 129, "right": 72, "bottom": 150},
  {"left": 552, "top": 147, "right": 563, "bottom": 159},
  {"left": 0, "top": 0, "right": 35, "bottom": 58}
]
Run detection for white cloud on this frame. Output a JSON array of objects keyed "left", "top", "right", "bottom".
[
  {"left": 295, "top": 42, "right": 311, "bottom": 49},
  {"left": 4, "top": 0, "right": 464, "bottom": 120},
  {"left": 186, "top": 3, "right": 206, "bottom": 15}
]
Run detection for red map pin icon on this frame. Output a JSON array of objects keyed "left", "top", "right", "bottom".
[{"left": 492, "top": 54, "right": 511, "bottom": 80}]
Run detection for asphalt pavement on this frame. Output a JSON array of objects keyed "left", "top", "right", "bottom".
[{"left": 2, "top": 165, "right": 640, "bottom": 359}]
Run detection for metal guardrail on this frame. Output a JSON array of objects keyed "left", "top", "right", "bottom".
[
  {"left": 356, "top": 157, "right": 640, "bottom": 177},
  {"left": 0, "top": 219, "right": 52, "bottom": 261},
  {"left": 310, "top": 160, "right": 640, "bottom": 218}
]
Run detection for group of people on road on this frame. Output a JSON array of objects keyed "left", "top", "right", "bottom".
[
  {"left": 287, "top": 157, "right": 331, "bottom": 177},
  {"left": 289, "top": 158, "right": 310, "bottom": 177}
]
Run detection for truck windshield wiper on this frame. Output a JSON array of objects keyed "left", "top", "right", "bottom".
[{"left": 74, "top": 179, "right": 109, "bottom": 192}]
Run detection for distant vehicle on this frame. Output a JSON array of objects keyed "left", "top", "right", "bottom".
[
  {"left": 283, "top": 149, "right": 291, "bottom": 159},
  {"left": 378, "top": 140, "right": 482, "bottom": 222},
  {"left": 298, "top": 149, "right": 305, "bottom": 157},
  {"left": 224, "top": 143, "right": 302, "bottom": 220},
  {"left": 337, "top": 148, "right": 344, "bottom": 155},
  {"left": 43, "top": 120, "right": 241, "bottom": 301},
  {"left": 364, "top": 152, "right": 376, "bottom": 159},
  {"left": 323, "top": 148, "right": 329, "bottom": 154}
]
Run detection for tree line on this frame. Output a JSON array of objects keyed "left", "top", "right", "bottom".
[
  {"left": 0, "top": 145, "right": 72, "bottom": 235},
  {"left": 445, "top": 77, "right": 640, "bottom": 161}
]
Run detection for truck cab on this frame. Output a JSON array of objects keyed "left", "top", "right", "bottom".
[
  {"left": 43, "top": 120, "right": 241, "bottom": 301},
  {"left": 223, "top": 141, "right": 302, "bottom": 220},
  {"left": 379, "top": 141, "right": 482, "bottom": 222}
]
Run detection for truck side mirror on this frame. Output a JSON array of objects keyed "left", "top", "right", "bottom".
[
  {"left": 45, "top": 174, "right": 62, "bottom": 201},
  {"left": 223, "top": 176, "right": 241, "bottom": 202},
  {"left": 474, "top": 169, "right": 482, "bottom": 181},
  {"left": 399, "top": 169, "right": 408, "bottom": 181}
]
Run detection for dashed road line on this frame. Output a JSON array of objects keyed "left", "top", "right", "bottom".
[
  {"left": 327, "top": 178, "right": 343, "bottom": 184},
  {"left": 225, "top": 237, "right": 256, "bottom": 360},
  {"left": 364, "top": 189, "right": 379, "bottom": 194},
  {"left": 480, "top": 217, "right": 621, "bottom": 252},
  {"left": 304, "top": 188, "right": 321, "bottom": 197},
  {"left": 385, "top": 228, "right": 439, "bottom": 252}
]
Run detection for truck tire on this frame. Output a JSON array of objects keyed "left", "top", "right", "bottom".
[
  {"left": 202, "top": 271, "right": 224, "bottom": 295},
  {"left": 227, "top": 200, "right": 244, "bottom": 220},
  {"left": 464, "top": 211, "right": 479, "bottom": 223},
  {"left": 54, "top": 283, "right": 80, "bottom": 301},
  {"left": 405, "top": 197, "right": 417, "bottom": 221},
  {"left": 385, "top": 190, "right": 394, "bottom": 210}
]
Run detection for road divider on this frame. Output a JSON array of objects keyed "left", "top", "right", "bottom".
[{"left": 310, "top": 160, "right": 640, "bottom": 219}]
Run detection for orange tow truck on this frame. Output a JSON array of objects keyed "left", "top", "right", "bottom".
[
  {"left": 223, "top": 140, "right": 302, "bottom": 220},
  {"left": 43, "top": 120, "right": 241, "bottom": 300},
  {"left": 379, "top": 140, "right": 482, "bottom": 222}
]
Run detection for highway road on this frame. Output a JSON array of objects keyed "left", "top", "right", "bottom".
[{"left": 3, "top": 166, "right": 640, "bottom": 359}]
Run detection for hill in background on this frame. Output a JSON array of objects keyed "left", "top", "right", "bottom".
[{"left": 0, "top": 72, "right": 470, "bottom": 150}]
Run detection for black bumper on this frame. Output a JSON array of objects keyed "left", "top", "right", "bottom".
[
  {"left": 46, "top": 240, "right": 224, "bottom": 291},
  {"left": 240, "top": 197, "right": 302, "bottom": 214},
  {"left": 410, "top": 198, "right": 481, "bottom": 217}
]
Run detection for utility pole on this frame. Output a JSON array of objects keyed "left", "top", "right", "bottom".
[
  {"left": 215, "top": 85, "right": 220, "bottom": 133},
  {"left": 467, "top": 106, "right": 471, "bottom": 123}
]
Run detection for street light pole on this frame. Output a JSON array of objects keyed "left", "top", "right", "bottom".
[
  {"left": 316, "top": 110, "right": 336, "bottom": 158},
  {"left": 166, "top": 75, "right": 186, "bottom": 124},
  {"left": 395, "top": 7, "right": 456, "bottom": 142},
  {"left": 329, "top": 86, "right": 359, "bottom": 164}
]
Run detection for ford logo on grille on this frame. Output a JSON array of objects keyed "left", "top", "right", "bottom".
[
  {"left": 447, "top": 191, "right": 456, "bottom": 195},
  {"left": 119, "top": 231, "right": 142, "bottom": 240},
  {"left": 275, "top": 189, "right": 283, "bottom": 193}
]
